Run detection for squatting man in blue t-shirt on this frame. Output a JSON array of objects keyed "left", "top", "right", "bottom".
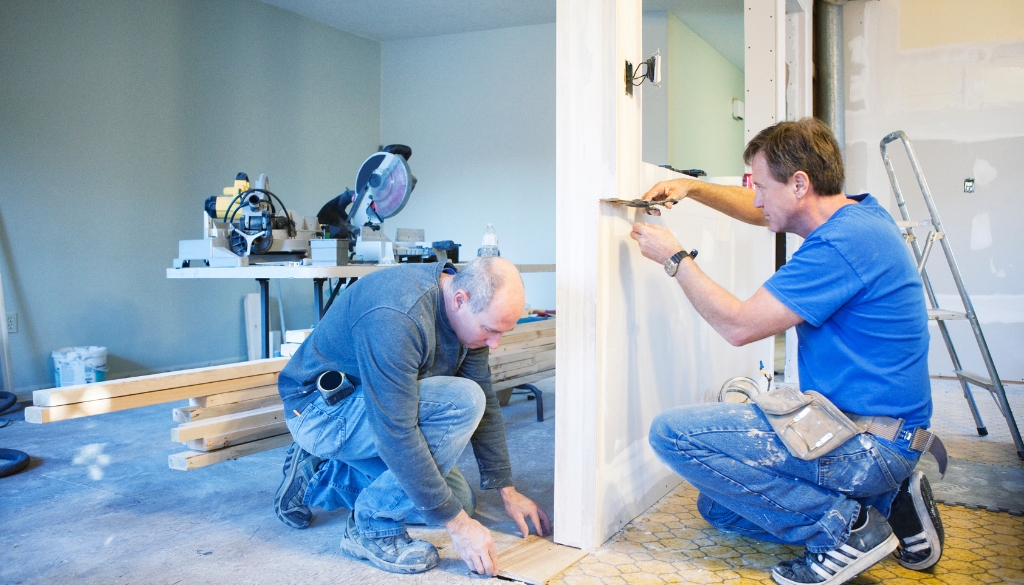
[
  {"left": 272, "top": 257, "right": 550, "bottom": 576},
  {"left": 629, "top": 118, "right": 943, "bottom": 585}
]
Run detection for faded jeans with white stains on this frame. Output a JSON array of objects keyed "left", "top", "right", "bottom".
[{"left": 649, "top": 402, "right": 920, "bottom": 553}]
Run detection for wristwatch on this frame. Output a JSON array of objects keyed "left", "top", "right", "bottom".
[{"left": 663, "top": 249, "right": 698, "bottom": 277}]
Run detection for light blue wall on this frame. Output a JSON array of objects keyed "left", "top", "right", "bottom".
[
  {"left": 0, "top": 0, "right": 381, "bottom": 393},
  {"left": 666, "top": 13, "right": 745, "bottom": 176},
  {"left": 380, "top": 24, "right": 557, "bottom": 311}
]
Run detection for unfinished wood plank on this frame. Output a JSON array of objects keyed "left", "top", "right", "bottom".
[
  {"left": 491, "top": 350, "right": 557, "bottom": 374},
  {"left": 494, "top": 370, "right": 555, "bottom": 407},
  {"left": 33, "top": 358, "right": 287, "bottom": 407},
  {"left": 496, "top": 535, "right": 588, "bottom": 585},
  {"left": 489, "top": 348, "right": 536, "bottom": 366},
  {"left": 24, "top": 373, "right": 278, "bottom": 424},
  {"left": 185, "top": 421, "right": 288, "bottom": 451},
  {"left": 173, "top": 394, "right": 282, "bottom": 423},
  {"left": 244, "top": 293, "right": 262, "bottom": 361},
  {"left": 505, "top": 319, "right": 556, "bottom": 335},
  {"left": 171, "top": 405, "right": 284, "bottom": 443},
  {"left": 168, "top": 433, "right": 292, "bottom": 470},
  {"left": 491, "top": 338, "right": 555, "bottom": 355},
  {"left": 192, "top": 384, "right": 279, "bottom": 408},
  {"left": 493, "top": 371, "right": 556, "bottom": 393},
  {"left": 497, "top": 327, "right": 556, "bottom": 346},
  {"left": 492, "top": 359, "right": 555, "bottom": 382},
  {"left": 284, "top": 328, "right": 313, "bottom": 343}
]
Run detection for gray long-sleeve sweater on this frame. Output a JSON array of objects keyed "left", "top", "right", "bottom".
[{"left": 277, "top": 262, "right": 514, "bottom": 524}]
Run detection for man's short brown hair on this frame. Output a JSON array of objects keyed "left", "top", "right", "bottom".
[{"left": 743, "top": 118, "right": 845, "bottom": 196}]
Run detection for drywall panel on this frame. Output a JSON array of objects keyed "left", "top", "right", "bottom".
[
  {"left": 556, "top": 0, "right": 786, "bottom": 551},
  {"left": 594, "top": 164, "right": 775, "bottom": 540},
  {"left": 899, "top": 0, "right": 1024, "bottom": 50},
  {"left": 842, "top": 0, "right": 1024, "bottom": 380},
  {"left": 380, "top": 24, "right": 556, "bottom": 311}
]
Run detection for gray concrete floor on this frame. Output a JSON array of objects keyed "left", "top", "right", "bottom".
[
  {"left": 0, "top": 378, "right": 557, "bottom": 585},
  {"left": 3, "top": 373, "right": 1021, "bottom": 585}
]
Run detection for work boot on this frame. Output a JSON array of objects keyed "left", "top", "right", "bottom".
[
  {"left": 338, "top": 510, "right": 440, "bottom": 574},
  {"left": 771, "top": 507, "right": 898, "bottom": 585},
  {"left": 273, "top": 442, "right": 322, "bottom": 529},
  {"left": 889, "top": 471, "right": 944, "bottom": 571}
]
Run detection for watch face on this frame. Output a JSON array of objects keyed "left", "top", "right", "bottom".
[{"left": 664, "top": 258, "right": 678, "bottom": 277}]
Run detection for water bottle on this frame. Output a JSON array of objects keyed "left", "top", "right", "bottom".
[{"left": 478, "top": 223, "right": 500, "bottom": 257}]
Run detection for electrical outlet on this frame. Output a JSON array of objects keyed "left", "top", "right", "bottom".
[{"left": 6, "top": 312, "right": 16, "bottom": 334}]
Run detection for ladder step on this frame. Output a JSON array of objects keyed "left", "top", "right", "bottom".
[
  {"left": 896, "top": 219, "right": 932, "bottom": 229},
  {"left": 928, "top": 308, "right": 966, "bottom": 320},
  {"left": 956, "top": 370, "right": 994, "bottom": 390}
]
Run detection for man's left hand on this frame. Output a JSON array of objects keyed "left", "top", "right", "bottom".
[
  {"left": 630, "top": 222, "right": 684, "bottom": 264},
  {"left": 499, "top": 486, "right": 551, "bottom": 537}
]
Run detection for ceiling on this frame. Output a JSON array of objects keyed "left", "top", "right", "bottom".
[{"left": 259, "top": 0, "right": 743, "bottom": 70}]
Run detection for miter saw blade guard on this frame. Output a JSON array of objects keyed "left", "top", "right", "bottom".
[{"left": 350, "top": 144, "right": 417, "bottom": 231}]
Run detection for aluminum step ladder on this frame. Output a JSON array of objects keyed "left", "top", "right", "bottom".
[{"left": 881, "top": 130, "right": 1023, "bottom": 460}]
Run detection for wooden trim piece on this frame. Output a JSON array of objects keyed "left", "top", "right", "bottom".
[
  {"left": 491, "top": 350, "right": 557, "bottom": 374},
  {"left": 23, "top": 373, "right": 278, "bottom": 424},
  {"left": 173, "top": 394, "right": 282, "bottom": 423},
  {"left": 33, "top": 358, "right": 287, "bottom": 407},
  {"left": 496, "top": 535, "right": 588, "bottom": 585},
  {"left": 168, "top": 433, "right": 292, "bottom": 470},
  {"left": 185, "top": 421, "right": 288, "bottom": 451},
  {"left": 192, "top": 384, "right": 279, "bottom": 408},
  {"left": 171, "top": 405, "right": 284, "bottom": 443}
]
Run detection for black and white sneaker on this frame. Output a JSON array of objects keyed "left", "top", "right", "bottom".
[
  {"left": 889, "top": 471, "right": 944, "bottom": 571},
  {"left": 772, "top": 507, "right": 898, "bottom": 585}
]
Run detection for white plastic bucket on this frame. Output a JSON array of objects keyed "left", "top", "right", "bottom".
[{"left": 51, "top": 346, "right": 108, "bottom": 387}]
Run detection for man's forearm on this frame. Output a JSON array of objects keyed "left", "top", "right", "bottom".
[
  {"left": 673, "top": 258, "right": 749, "bottom": 345},
  {"left": 685, "top": 181, "right": 767, "bottom": 227}
]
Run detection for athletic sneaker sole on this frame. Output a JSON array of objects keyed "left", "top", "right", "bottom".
[
  {"left": 899, "top": 471, "right": 943, "bottom": 571},
  {"left": 772, "top": 533, "right": 899, "bottom": 585}
]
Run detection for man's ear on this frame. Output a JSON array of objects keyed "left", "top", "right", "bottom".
[
  {"left": 453, "top": 290, "right": 469, "bottom": 310},
  {"left": 792, "top": 171, "right": 810, "bottom": 199}
]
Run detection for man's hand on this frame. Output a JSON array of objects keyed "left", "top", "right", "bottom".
[
  {"left": 642, "top": 179, "right": 698, "bottom": 209},
  {"left": 630, "top": 222, "right": 684, "bottom": 264},
  {"left": 444, "top": 510, "right": 498, "bottom": 576},
  {"left": 500, "top": 486, "right": 551, "bottom": 538}
]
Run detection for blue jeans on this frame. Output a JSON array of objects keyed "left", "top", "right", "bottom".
[
  {"left": 286, "top": 376, "right": 485, "bottom": 538},
  {"left": 649, "top": 402, "right": 919, "bottom": 553}
]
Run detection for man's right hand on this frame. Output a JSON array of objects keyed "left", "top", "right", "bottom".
[
  {"left": 444, "top": 510, "right": 499, "bottom": 576},
  {"left": 642, "top": 178, "right": 696, "bottom": 208}
]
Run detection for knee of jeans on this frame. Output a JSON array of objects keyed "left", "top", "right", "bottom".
[
  {"left": 649, "top": 410, "right": 690, "bottom": 456},
  {"left": 423, "top": 376, "right": 486, "bottom": 421}
]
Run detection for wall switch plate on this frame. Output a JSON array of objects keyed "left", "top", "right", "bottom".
[
  {"left": 6, "top": 312, "right": 16, "bottom": 334},
  {"left": 964, "top": 178, "right": 975, "bottom": 193}
]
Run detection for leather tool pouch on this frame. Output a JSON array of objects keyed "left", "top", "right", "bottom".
[{"left": 751, "top": 386, "right": 862, "bottom": 460}]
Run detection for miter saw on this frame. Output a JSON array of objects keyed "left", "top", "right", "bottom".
[
  {"left": 173, "top": 173, "right": 318, "bottom": 268},
  {"left": 318, "top": 144, "right": 450, "bottom": 264}
]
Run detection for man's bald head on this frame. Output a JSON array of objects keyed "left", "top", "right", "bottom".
[{"left": 450, "top": 257, "right": 525, "bottom": 314}]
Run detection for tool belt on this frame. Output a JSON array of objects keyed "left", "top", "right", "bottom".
[
  {"left": 752, "top": 386, "right": 947, "bottom": 476},
  {"left": 848, "top": 414, "right": 947, "bottom": 476}
]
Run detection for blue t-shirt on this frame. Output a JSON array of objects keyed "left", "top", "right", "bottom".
[{"left": 764, "top": 194, "right": 932, "bottom": 430}]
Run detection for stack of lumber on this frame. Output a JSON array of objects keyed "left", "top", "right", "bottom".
[
  {"left": 280, "top": 328, "right": 313, "bottom": 358},
  {"left": 490, "top": 318, "right": 556, "bottom": 406},
  {"left": 25, "top": 358, "right": 287, "bottom": 424}
]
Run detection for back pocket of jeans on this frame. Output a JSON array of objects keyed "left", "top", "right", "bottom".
[{"left": 818, "top": 438, "right": 899, "bottom": 497}]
